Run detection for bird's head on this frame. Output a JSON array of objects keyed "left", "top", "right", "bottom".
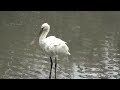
[
  {"left": 30, "top": 23, "right": 50, "bottom": 46},
  {"left": 41, "top": 23, "right": 50, "bottom": 31}
]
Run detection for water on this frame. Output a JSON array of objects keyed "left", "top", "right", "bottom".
[{"left": 0, "top": 11, "right": 120, "bottom": 79}]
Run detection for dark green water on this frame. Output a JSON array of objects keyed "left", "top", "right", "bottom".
[{"left": 0, "top": 11, "right": 120, "bottom": 79}]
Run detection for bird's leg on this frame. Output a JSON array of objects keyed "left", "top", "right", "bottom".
[
  {"left": 49, "top": 57, "right": 53, "bottom": 79},
  {"left": 55, "top": 57, "right": 57, "bottom": 79}
]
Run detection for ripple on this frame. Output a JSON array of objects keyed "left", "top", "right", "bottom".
[
  {"left": 105, "top": 65, "right": 119, "bottom": 71},
  {"left": 90, "top": 67, "right": 103, "bottom": 72},
  {"left": 113, "top": 58, "right": 120, "bottom": 62},
  {"left": 105, "top": 71, "right": 118, "bottom": 79}
]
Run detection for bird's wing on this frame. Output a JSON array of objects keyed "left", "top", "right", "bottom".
[
  {"left": 45, "top": 36, "right": 66, "bottom": 46},
  {"left": 42, "top": 36, "right": 70, "bottom": 55}
]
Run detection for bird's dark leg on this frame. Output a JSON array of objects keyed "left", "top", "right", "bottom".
[
  {"left": 49, "top": 57, "right": 53, "bottom": 79},
  {"left": 55, "top": 57, "right": 57, "bottom": 79}
]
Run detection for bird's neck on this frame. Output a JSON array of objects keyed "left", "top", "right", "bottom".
[{"left": 39, "top": 30, "right": 49, "bottom": 41}]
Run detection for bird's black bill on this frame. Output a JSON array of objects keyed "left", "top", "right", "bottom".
[{"left": 30, "top": 28, "right": 43, "bottom": 46}]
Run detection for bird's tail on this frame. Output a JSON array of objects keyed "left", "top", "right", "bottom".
[{"left": 67, "top": 52, "right": 71, "bottom": 55}]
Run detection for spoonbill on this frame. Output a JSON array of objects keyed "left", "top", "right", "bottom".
[{"left": 31, "top": 23, "right": 70, "bottom": 79}]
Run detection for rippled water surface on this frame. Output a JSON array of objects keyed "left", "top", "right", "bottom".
[{"left": 0, "top": 11, "right": 120, "bottom": 79}]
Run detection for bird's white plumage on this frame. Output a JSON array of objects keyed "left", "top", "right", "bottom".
[
  {"left": 31, "top": 23, "right": 70, "bottom": 57},
  {"left": 39, "top": 36, "right": 70, "bottom": 57}
]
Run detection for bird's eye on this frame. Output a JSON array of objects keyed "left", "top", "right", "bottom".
[{"left": 41, "top": 27, "right": 44, "bottom": 29}]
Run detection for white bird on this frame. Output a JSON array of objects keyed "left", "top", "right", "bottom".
[{"left": 31, "top": 23, "right": 70, "bottom": 79}]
